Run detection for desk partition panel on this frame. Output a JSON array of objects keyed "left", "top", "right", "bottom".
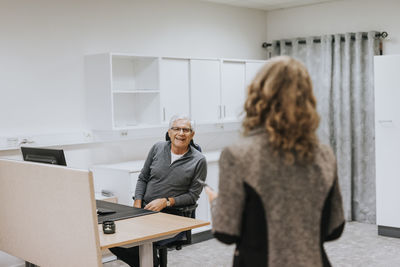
[{"left": 0, "top": 159, "right": 102, "bottom": 267}]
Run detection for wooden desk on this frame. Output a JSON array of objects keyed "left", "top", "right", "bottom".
[{"left": 99, "top": 212, "right": 209, "bottom": 267}]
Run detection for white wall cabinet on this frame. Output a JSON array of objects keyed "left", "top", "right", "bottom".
[
  {"left": 190, "top": 59, "right": 266, "bottom": 124},
  {"left": 221, "top": 60, "right": 246, "bottom": 122},
  {"left": 245, "top": 62, "right": 265, "bottom": 85},
  {"left": 190, "top": 59, "right": 221, "bottom": 123},
  {"left": 374, "top": 55, "right": 400, "bottom": 236},
  {"left": 160, "top": 58, "right": 190, "bottom": 123},
  {"left": 85, "top": 53, "right": 266, "bottom": 131},
  {"left": 85, "top": 53, "right": 161, "bottom": 130}
]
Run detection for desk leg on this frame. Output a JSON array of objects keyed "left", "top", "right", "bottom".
[{"left": 139, "top": 243, "right": 153, "bottom": 267}]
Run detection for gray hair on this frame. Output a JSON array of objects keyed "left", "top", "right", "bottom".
[{"left": 168, "top": 115, "right": 196, "bottom": 132}]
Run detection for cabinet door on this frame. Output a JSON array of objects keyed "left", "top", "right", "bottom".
[
  {"left": 190, "top": 59, "right": 221, "bottom": 123},
  {"left": 92, "top": 168, "right": 135, "bottom": 206},
  {"left": 194, "top": 160, "right": 219, "bottom": 234},
  {"left": 246, "top": 62, "right": 266, "bottom": 86},
  {"left": 221, "top": 61, "right": 246, "bottom": 122},
  {"left": 374, "top": 55, "right": 400, "bottom": 227},
  {"left": 160, "top": 58, "right": 190, "bottom": 123},
  {"left": 195, "top": 189, "right": 210, "bottom": 234}
]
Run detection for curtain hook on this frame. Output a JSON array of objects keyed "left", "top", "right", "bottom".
[{"left": 379, "top": 31, "right": 388, "bottom": 39}]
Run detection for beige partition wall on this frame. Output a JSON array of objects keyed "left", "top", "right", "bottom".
[{"left": 0, "top": 159, "right": 101, "bottom": 267}]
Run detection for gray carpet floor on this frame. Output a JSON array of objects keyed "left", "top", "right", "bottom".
[{"left": 104, "top": 222, "right": 400, "bottom": 267}]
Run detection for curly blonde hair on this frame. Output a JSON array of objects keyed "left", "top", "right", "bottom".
[{"left": 243, "top": 56, "right": 320, "bottom": 164}]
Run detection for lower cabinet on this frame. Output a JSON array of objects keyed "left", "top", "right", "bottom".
[
  {"left": 193, "top": 156, "right": 219, "bottom": 234},
  {"left": 91, "top": 160, "right": 144, "bottom": 206},
  {"left": 91, "top": 151, "right": 220, "bottom": 234}
]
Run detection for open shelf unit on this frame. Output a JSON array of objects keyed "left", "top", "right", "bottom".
[{"left": 85, "top": 53, "right": 161, "bottom": 130}]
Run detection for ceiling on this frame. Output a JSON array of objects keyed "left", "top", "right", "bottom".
[{"left": 198, "top": 0, "right": 343, "bottom": 11}]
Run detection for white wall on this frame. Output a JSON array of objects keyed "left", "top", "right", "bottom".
[
  {"left": 0, "top": 0, "right": 267, "bottom": 137},
  {"left": 266, "top": 0, "right": 400, "bottom": 55},
  {"left": 0, "top": 0, "right": 267, "bottom": 164},
  {"left": 0, "top": 0, "right": 266, "bottom": 265}
]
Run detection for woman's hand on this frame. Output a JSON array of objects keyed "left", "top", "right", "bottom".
[{"left": 205, "top": 186, "right": 218, "bottom": 203}]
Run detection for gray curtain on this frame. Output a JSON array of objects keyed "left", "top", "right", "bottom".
[{"left": 270, "top": 32, "right": 380, "bottom": 223}]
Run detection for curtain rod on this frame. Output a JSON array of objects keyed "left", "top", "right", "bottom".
[{"left": 262, "top": 31, "right": 388, "bottom": 48}]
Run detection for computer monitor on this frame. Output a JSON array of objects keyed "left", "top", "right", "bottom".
[{"left": 21, "top": 147, "right": 67, "bottom": 166}]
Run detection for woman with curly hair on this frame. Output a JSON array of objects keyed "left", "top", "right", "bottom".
[{"left": 206, "top": 56, "right": 345, "bottom": 267}]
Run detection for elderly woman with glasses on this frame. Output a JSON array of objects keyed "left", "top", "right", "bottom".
[{"left": 110, "top": 115, "right": 207, "bottom": 267}]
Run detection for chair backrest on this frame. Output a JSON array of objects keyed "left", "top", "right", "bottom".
[{"left": 165, "top": 131, "right": 202, "bottom": 152}]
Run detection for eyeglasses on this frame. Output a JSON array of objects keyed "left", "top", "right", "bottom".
[{"left": 170, "top": 127, "right": 192, "bottom": 133}]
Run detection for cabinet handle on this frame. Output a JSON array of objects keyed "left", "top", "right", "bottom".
[
  {"left": 223, "top": 105, "right": 226, "bottom": 118},
  {"left": 218, "top": 105, "right": 222, "bottom": 119},
  {"left": 163, "top": 108, "right": 166, "bottom": 121}
]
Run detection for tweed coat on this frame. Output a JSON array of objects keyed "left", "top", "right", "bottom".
[{"left": 211, "top": 129, "right": 345, "bottom": 267}]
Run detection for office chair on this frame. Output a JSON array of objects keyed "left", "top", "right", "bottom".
[{"left": 154, "top": 132, "right": 202, "bottom": 267}]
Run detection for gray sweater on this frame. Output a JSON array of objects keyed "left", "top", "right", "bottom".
[{"left": 135, "top": 141, "right": 207, "bottom": 206}]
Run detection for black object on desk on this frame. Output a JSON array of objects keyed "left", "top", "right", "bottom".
[
  {"left": 96, "top": 200, "right": 156, "bottom": 224},
  {"left": 102, "top": 221, "right": 116, "bottom": 234},
  {"left": 97, "top": 207, "right": 116, "bottom": 215}
]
